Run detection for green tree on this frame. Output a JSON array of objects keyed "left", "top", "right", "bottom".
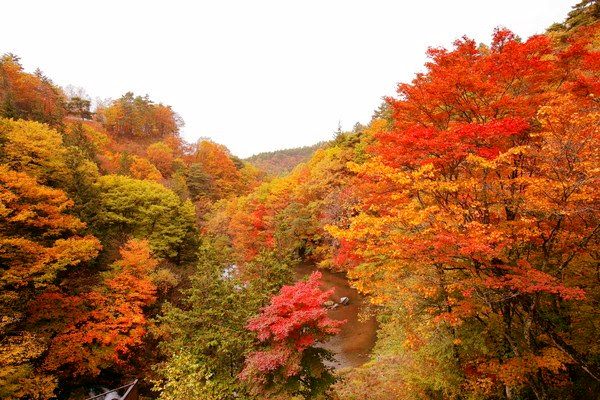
[
  {"left": 548, "top": 0, "right": 600, "bottom": 32},
  {"left": 66, "top": 97, "right": 92, "bottom": 120},
  {"left": 153, "top": 241, "right": 269, "bottom": 399},
  {"left": 94, "top": 175, "right": 197, "bottom": 260},
  {"left": 185, "top": 163, "right": 212, "bottom": 200}
]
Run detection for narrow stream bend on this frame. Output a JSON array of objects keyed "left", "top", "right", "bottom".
[{"left": 294, "top": 263, "right": 378, "bottom": 369}]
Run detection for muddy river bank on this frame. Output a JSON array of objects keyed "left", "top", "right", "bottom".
[{"left": 294, "top": 263, "right": 378, "bottom": 369}]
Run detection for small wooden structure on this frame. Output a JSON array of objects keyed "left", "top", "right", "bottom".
[{"left": 84, "top": 379, "right": 139, "bottom": 400}]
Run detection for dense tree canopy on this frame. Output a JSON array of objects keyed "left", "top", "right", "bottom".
[
  {"left": 0, "top": 166, "right": 101, "bottom": 399},
  {"left": 94, "top": 175, "right": 197, "bottom": 260},
  {"left": 97, "top": 92, "right": 182, "bottom": 140},
  {"left": 1, "top": 4, "right": 598, "bottom": 400},
  {"left": 30, "top": 239, "right": 158, "bottom": 378},
  {"left": 0, "top": 54, "right": 65, "bottom": 126},
  {"left": 329, "top": 24, "right": 600, "bottom": 400}
]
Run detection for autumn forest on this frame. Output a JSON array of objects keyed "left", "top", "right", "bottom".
[{"left": 1, "top": 2, "right": 600, "bottom": 399}]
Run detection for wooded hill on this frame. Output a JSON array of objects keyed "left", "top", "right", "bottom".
[{"left": 245, "top": 142, "right": 325, "bottom": 176}]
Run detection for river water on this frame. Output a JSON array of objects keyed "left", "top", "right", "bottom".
[{"left": 294, "top": 263, "right": 378, "bottom": 369}]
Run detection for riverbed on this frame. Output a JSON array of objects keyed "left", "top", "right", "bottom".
[{"left": 294, "top": 263, "right": 378, "bottom": 369}]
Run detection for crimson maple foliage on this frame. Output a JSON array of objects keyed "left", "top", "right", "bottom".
[{"left": 240, "top": 271, "right": 345, "bottom": 396}]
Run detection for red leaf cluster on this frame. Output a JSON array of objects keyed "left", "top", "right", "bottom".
[{"left": 240, "top": 272, "right": 345, "bottom": 380}]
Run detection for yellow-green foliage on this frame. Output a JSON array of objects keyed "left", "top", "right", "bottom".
[
  {"left": 0, "top": 118, "right": 68, "bottom": 184},
  {"left": 95, "top": 175, "right": 197, "bottom": 259}
]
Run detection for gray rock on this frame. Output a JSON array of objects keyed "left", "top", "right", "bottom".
[{"left": 340, "top": 296, "right": 350, "bottom": 305}]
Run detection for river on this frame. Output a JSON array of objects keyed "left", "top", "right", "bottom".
[{"left": 294, "top": 263, "right": 378, "bottom": 369}]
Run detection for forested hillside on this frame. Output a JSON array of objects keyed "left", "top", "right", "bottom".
[
  {"left": 0, "top": 54, "right": 264, "bottom": 399},
  {"left": 1, "top": 2, "right": 599, "bottom": 399},
  {"left": 245, "top": 142, "right": 325, "bottom": 176}
]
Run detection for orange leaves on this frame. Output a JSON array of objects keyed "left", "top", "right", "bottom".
[
  {"left": 375, "top": 118, "right": 531, "bottom": 169},
  {"left": 0, "top": 166, "right": 101, "bottom": 288},
  {"left": 33, "top": 239, "right": 158, "bottom": 377},
  {"left": 0, "top": 55, "right": 65, "bottom": 126},
  {"left": 473, "top": 348, "right": 572, "bottom": 389},
  {"left": 146, "top": 141, "right": 175, "bottom": 175},
  {"left": 187, "top": 140, "right": 243, "bottom": 200},
  {"left": 327, "top": 25, "right": 600, "bottom": 396},
  {"left": 0, "top": 166, "right": 82, "bottom": 232},
  {"left": 97, "top": 92, "right": 181, "bottom": 139},
  {"left": 129, "top": 155, "right": 163, "bottom": 182},
  {"left": 481, "top": 262, "right": 587, "bottom": 301},
  {"left": 207, "top": 133, "right": 364, "bottom": 267},
  {"left": 0, "top": 160, "right": 101, "bottom": 396},
  {"left": 390, "top": 29, "right": 553, "bottom": 133},
  {"left": 526, "top": 95, "right": 600, "bottom": 216},
  {"left": 333, "top": 27, "right": 600, "bottom": 302},
  {"left": 104, "top": 239, "right": 158, "bottom": 305}
]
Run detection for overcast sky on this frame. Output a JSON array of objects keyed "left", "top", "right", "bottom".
[{"left": 2, "top": 1, "right": 575, "bottom": 158}]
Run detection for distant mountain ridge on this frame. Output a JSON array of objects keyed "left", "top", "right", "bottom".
[{"left": 245, "top": 142, "right": 326, "bottom": 176}]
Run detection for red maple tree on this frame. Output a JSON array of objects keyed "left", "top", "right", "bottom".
[{"left": 240, "top": 271, "right": 345, "bottom": 396}]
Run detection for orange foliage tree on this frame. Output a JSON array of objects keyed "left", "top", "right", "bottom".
[
  {"left": 129, "top": 155, "right": 163, "bottom": 182},
  {"left": 0, "top": 166, "right": 101, "bottom": 289},
  {"left": 206, "top": 131, "right": 368, "bottom": 265},
  {"left": 186, "top": 140, "right": 244, "bottom": 200},
  {"left": 30, "top": 239, "right": 158, "bottom": 378},
  {"left": 329, "top": 26, "right": 600, "bottom": 398},
  {"left": 146, "top": 141, "right": 175, "bottom": 176}
]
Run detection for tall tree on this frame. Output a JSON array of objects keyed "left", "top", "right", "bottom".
[{"left": 153, "top": 240, "right": 281, "bottom": 400}]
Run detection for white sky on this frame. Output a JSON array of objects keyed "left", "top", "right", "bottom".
[{"left": 2, "top": 1, "right": 575, "bottom": 158}]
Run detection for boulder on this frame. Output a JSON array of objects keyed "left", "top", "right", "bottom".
[{"left": 339, "top": 296, "right": 350, "bottom": 305}]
